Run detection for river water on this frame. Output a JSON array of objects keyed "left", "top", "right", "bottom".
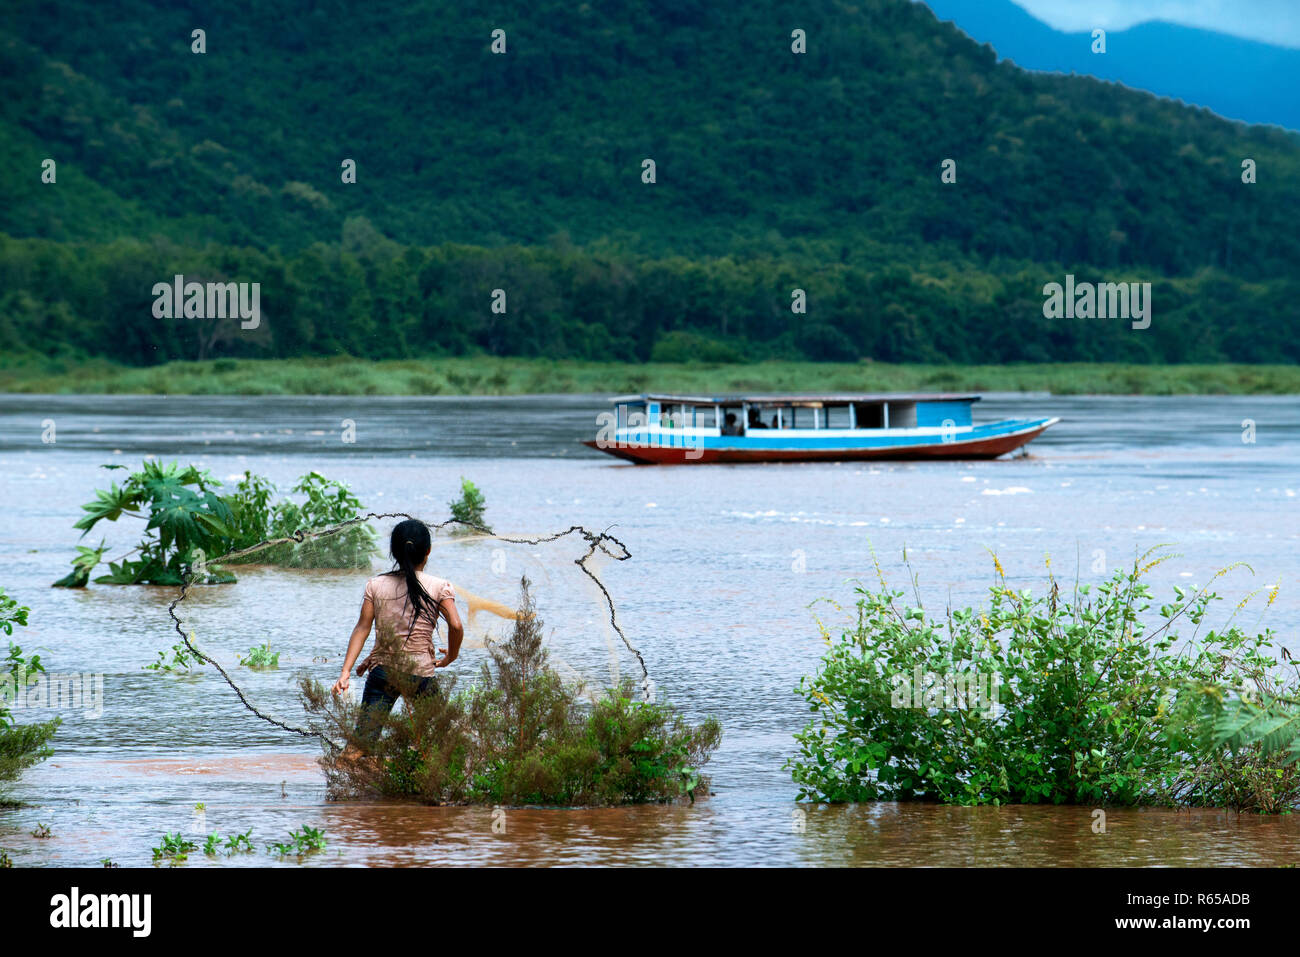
[{"left": 0, "top": 393, "right": 1297, "bottom": 866}]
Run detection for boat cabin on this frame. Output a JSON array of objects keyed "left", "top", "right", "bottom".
[{"left": 609, "top": 393, "right": 979, "bottom": 435}]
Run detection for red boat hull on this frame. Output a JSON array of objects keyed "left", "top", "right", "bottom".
[{"left": 582, "top": 423, "right": 1054, "bottom": 465}]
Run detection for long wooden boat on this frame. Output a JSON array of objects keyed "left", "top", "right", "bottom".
[{"left": 583, "top": 393, "right": 1058, "bottom": 464}]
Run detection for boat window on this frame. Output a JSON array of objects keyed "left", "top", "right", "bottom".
[
  {"left": 789, "top": 406, "right": 818, "bottom": 430},
  {"left": 659, "top": 405, "right": 713, "bottom": 429},
  {"left": 617, "top": 403, "right": 646, "bottom": 429},
  {"left": 854, "top": 403, "right": 885, "bottom": 429},
  {"left": 888, "top": 402, "right": 917, "bottom": 428},
  {"left": 720, "top": 407, "right": 743, "bottom": 435},
  {"left": 695, "top": 406, "right": 715, "bottom": 429},
  {"left": 824, "top": 405, "right": 852, "bottom": 429}
]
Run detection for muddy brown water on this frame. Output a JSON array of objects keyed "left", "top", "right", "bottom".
[{"left": 0, "top": 394, "right": 1297, "bottom": 865}]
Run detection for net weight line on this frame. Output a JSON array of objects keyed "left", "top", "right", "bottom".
[{"left": 166, "top": 512, "right": 648, "bottom": 740}]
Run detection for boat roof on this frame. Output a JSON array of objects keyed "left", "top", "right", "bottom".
[{"left": 609, "top": 392, "right": 981, "bottom": 406}]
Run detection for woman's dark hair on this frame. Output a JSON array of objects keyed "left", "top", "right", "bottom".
[{"left": 386, "top": 519, "right": 438, "bottom": 629}]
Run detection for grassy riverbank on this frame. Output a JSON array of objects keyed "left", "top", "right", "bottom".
[{"left": 3, "top": 356, "right": 1298, "bottom": 396}]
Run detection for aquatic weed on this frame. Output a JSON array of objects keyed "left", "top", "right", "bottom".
[
  {"left": 152, "top": 832, "right": 197, "bottom": 864},
  {"left": 239, "top": 642, "right": 280, "bottom": 670},
  {"left": 144, "top": 639, "right": 205, "bottom": 674},
  {"left": 267, "top": 825, "right": 326, "bottom": 858}
]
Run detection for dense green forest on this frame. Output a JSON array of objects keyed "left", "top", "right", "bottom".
[{"left": 1, "top": 0, "right": 1298, "bottom": 367}]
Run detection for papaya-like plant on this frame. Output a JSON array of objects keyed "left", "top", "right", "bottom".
[{"left": 53, "top": 461, "right": 235, "bottom": 587}]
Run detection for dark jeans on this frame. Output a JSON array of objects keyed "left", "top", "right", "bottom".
[{"left": 355, "top": 664, "right": 439, "bottom": 744}]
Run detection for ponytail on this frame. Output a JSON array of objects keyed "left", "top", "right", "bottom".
[{"left": 387, "top": 519, "right": 438, "bottom": 631}]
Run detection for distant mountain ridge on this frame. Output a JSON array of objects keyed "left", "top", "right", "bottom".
[{"left": 920, "top": 0, "right": 1300, "bottom": 130}]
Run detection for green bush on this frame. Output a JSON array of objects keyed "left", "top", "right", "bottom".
[
  {"left": 448, "top": 477, "right": 490, "bottom": 533},
  {"left": 256, "top": 472, "right": 376, "bottom": 568},
  {"left": 300, "top": 576, "right": 720, "bottom": 806},
  {"left": 788, "top": 550, "right": 1294, "bottom": 809},
  {"left": 222, "top": 470, "right": 377, "bottom": 568},
  {"left": 1, "top": 590, "right": 60, "bottom": 800},
  {"left": 222, "top": 469, "right": 277, "bottom": 552}
]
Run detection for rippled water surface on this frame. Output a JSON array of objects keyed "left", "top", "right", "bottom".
[{"left": 1, "top": 393, "right": 1297, "bottom": 866}]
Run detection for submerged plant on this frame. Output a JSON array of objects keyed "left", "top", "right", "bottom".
[
  {"left": 789, "top": 549, "right": 1294, "bottom": 811},
  {"left": 267, "top": 825, "right": 326, "bottom": 858},
  {"left": 300, "top": 576, "right": 720, "bottom": 806},
  {"left": 0, "top": 589, "right": 60, "bottom": 797},
  {"left": 144, "top": 638, "right": 206, "bottom": 674},
  {"left": 448, "top": 477, "right": 490, "bottom": 533},
  {"left": 239, "top": 642, "right": 280, "bottom": 670},
  {"left": 152, "top": 832, "right": 197, "bottom": 864},
  {"left": 240, "top": 471, "right": 377, "bottom": 568},
  {"left": 200, "top": 829, "right": 254, "bottom": 856}
]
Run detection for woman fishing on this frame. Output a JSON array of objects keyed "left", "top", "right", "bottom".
[{"left": 331, "top": 518, "right": 464, "bottom": 741}]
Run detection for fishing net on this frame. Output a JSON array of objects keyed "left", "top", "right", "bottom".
[{"left": 166, "top": 513, "right": 648, "bottom": 741}]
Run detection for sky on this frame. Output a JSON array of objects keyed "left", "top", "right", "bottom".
[{"left": 1012, "top": 0, "right": 1300, "bottom": 48}]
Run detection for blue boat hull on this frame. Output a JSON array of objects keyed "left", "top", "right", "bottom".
[{"left": 583, "top": 417, "right": 1059, "bottom": 464}]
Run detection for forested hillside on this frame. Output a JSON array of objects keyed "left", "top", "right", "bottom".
[{"left": 2, "top": 0, "right": 1298, "bottom": 366}]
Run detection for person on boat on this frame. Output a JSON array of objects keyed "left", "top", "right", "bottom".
[
  {"left": 331, "top": 518, "right": 464, "bottom": 743},
  {"left": 747, "top": 409, "right": 768, "bottom": 429},
  {"left": 721, "top": 413, "right": 741, "bottom": 435}
]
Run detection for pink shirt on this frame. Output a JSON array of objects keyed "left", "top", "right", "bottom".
[{"left": 362, "top": 572, "right": 456, "bottom": 677}]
